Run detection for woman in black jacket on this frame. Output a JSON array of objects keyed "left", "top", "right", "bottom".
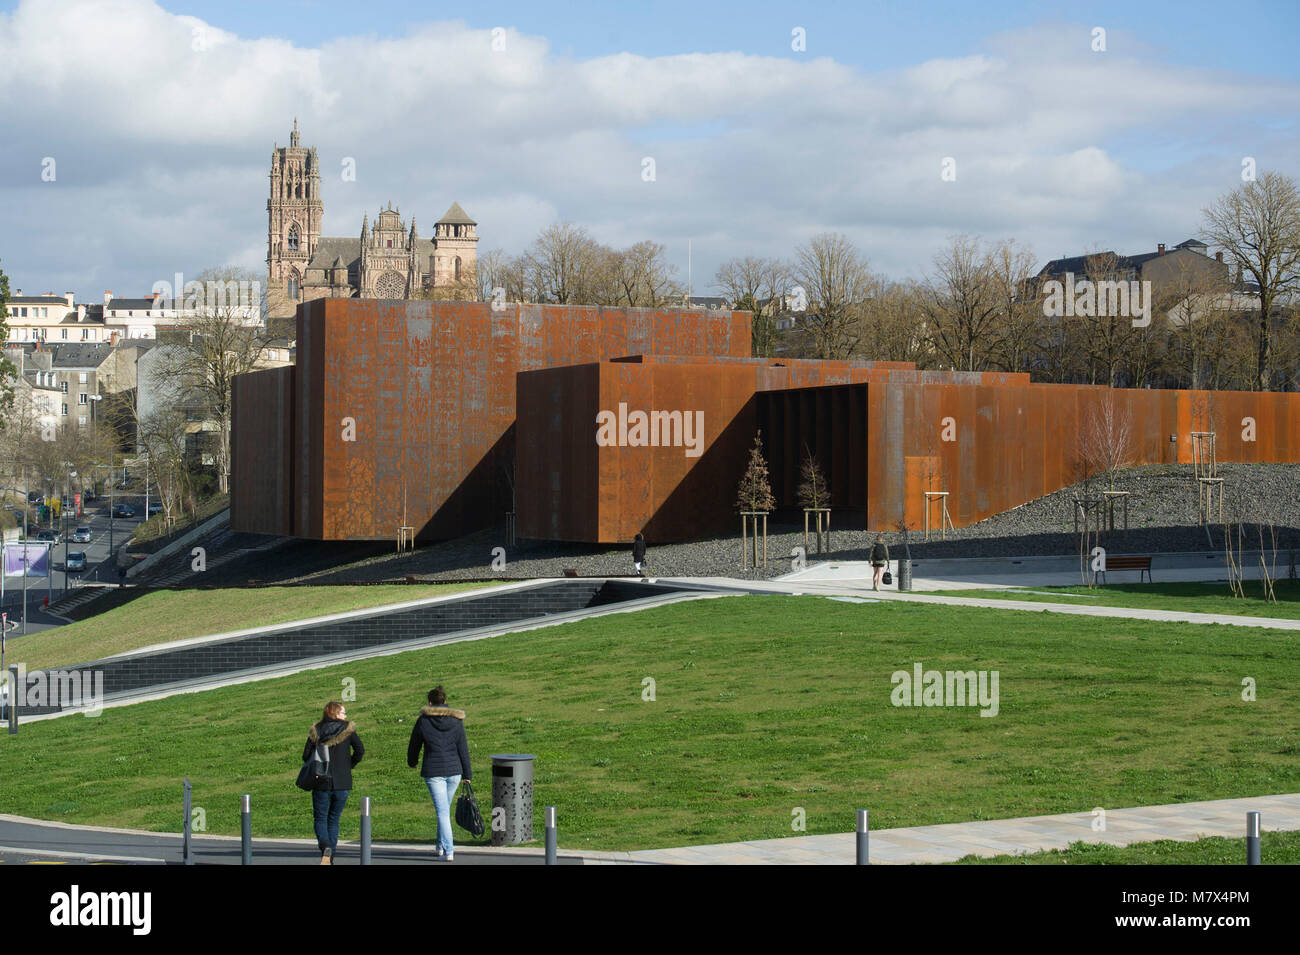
[
  {"left": 407, "top": 686, "right": 472, "bottom": 861},
  {"left": 632, "top": 533, "right": 647, "bottom": 575},
  {"left": 304, "top": 701, "right": 364, "bottom": 865}
]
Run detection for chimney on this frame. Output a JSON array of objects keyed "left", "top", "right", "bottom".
[
  {"left": 14, "top": 289, "right": 20, "bottom": 296},
  {"left": 104, "top": 290, "right": 113, "bottom": 307},
  {"left": 1157, "top": 243, "right": 1166, "bottom": 255},
  {"left": 65, "top": 292, "right": 75, "bottom": 308},
  {"left": 1215, "top": 251, "right": 1223, "bottom": 263},
  {"left": 77, "top": 304, "right": 86, "bottom": 321}
]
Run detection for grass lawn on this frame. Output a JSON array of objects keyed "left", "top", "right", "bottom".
[
  {"left": 922, "top": 580, "right": 1300, "bottom": 621},
  {"left": 952, "top": 830, "right": 1300, "bottom": 864},
  {"left": 8, "top": 583, "right": 503, "bottom": 670},
  {"left": 1, "top": 594, "right": 1297, "bottom": 853}
]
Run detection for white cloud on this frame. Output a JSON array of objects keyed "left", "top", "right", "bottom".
[{"left": 0, "top": 0, "right": 1295, "bottom": 298}]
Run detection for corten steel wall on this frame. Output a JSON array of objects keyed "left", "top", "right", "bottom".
[
  {"left": 515, "top": 359, "right": 1018, "bottom": 542},
  {"left": 251, "top": 299, "right": 752, "bottom": 541},
  {"left": 759, "top": 381, "right": 1300, "bottom": 532},
  {"left": 230, "top": 365, "right": 295, "bottom": 536}
]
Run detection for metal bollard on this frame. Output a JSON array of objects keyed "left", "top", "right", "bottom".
[
  {"left": 7, "top": 665, "right": 17, "bottom": 734},
  {"left": 182, "top": 779, "right": 193, "bottom": 865},
  {"left": 1247, "top": 811, "right": 1261, "bottom": 866},
  {"left": 241, "top": 794, "right": 252, "bottom": 866},
  {"left": 856, "top": 809, "right": 869, "bottom": 865},
  {"left": 545, "top": 806, "right": 557, "bottom": 865},
  {"left": 360, "top": 797, "right": 372, "bottom": 866}
]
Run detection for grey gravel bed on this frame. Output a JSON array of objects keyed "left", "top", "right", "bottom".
[{"left": 282, "top": 463, "right": 1300, "bottom": 584}]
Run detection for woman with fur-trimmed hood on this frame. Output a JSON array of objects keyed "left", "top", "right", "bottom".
[
  {"left": 304, "top": 701, "right": 364, "bottom": 865},
  {"left": 407, "top": 686, "right": 473, "bottom": 861}
]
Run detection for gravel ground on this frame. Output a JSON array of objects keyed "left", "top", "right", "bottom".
[{"left": 282, "top": 462, "right": 1300, "bottom": 585}]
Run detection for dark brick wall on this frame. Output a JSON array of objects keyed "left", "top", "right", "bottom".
[{"left": 12, "top": 580, "right": 681, "bottom": 715}]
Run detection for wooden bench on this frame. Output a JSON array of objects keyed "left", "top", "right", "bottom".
[{"left": 1100, "top": 555, "right": 1152, "bottom": 584}]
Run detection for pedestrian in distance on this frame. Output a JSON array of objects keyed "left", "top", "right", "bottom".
[
  {"left": 870, "top": 534, "right": 890, "bottom": 591},
  {"left": 303, "top": 701, "right": 364, "bottom": 865},
  {"left": 407, "top": 685, "right": 472, "bottom": 861},
  {"left": 632, "top": 532, "right": 647, "bottom": 576}
]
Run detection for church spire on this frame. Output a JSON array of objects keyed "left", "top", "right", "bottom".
[
  {"left": 361, "top": 212, "right": 369, "bottom": 244},
  {"left": 290, "top": 117, "right": 300, "bottom": 147}
]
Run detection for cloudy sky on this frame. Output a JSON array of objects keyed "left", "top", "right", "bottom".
[{"left": 1, "top": 0, "right": 1297, "bottom": 301}]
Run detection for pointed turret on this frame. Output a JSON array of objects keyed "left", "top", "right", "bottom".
[
  {"left": 361, "top": 213, "right": 370, "bottom": 245},
  {"left": 290, "top": 118, "right": 300, "bottom": 148}
]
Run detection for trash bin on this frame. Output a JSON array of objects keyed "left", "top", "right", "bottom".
[
  {"left": 898, "top": 558, "right": 913, "bottom": 591},
  {"left": 490, "top": 753, "right": 536, "bottom": 846}
]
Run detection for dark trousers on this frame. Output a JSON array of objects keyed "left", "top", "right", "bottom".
[{"left": 312, "top": 788, "right": 350, "bottom": 854}]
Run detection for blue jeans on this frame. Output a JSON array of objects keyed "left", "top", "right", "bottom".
[
  {"left": 312, "top": 788, "right": 350, "bottom": 855},
  {"left": 424, "top": 775, "right": 462, "bottom": 856}
]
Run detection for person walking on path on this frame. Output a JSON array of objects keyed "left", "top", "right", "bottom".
[
  {"left": 632, "top": 533, "right": 647, "bottom": 576},
  {"left": 304, "top": 701, "right": 364, "bottom": 865},
  {"left": 870, "top": 534, "right": 889, "bottom": 591},
  {"left": 407, "top": 685, "right": 473, "bottom": 861}
]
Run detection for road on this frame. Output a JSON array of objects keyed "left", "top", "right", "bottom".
[{"left": 1, "top": 489, "right": 150, "bottom": 634}]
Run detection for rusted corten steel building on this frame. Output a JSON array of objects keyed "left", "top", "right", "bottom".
[
  {"left": 230, "top": 299, "right": 751, "bottom": 540},
  {"left": 515, "top": 355, "right": 1027, "bottom": 541},
  {"left": 232, "top": 298, "right": 1300, "bottom": 545},
  {"left": 759, "top": 381, "right": 1300, "bottom": 531}
]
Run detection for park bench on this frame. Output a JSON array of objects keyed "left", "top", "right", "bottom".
[{"left": 1099, "top": 555, "right": 1152, "bottom": 584}]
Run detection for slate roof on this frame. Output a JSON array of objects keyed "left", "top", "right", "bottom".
[
  {"left": 437, "top": 201, "right": 476, "bottom": 225},
  {"left": 48, "top": 344, "right": 114, "bottom": 368}
]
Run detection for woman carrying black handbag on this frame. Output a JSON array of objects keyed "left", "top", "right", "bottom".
[{"left": 407, "top": 686, "right": 473, "bottom": 861}]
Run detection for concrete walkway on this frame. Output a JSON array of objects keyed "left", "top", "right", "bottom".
[
  {"left": 625, "top": 793, "right": 1300, "bottom": 865},
  {"left": 780, "top": 551, "right": 1281, "bottom": 591},
  {"left": 4, "top": 793, "right": 1296, "bottom": 865},
  {"left": 658, "top": 566, "right": 1300, "bottom": 632}
]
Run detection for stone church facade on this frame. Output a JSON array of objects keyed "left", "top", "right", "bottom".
[{"left": 267, "top": 121, "right": 478, "bottom": 318}]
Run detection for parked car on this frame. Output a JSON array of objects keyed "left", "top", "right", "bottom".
[
  {"left": 72, "top": 526, "right": 92, "bottom": 543},
  {"left": 35, "top": 529, "right": 59, "bottom": 544},
  {"left": 27, "top": 492, "right": 40, "bottom": 505},
  {"left": 146, "top": 503, "right": 163, "bottom": 517},
  {"left": 65, "top": 551, "right": 86, "bottom": 572},
  {"left": 112, "top": 504, "right": 135, "bottom": 519}
]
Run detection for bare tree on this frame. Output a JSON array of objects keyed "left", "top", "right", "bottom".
[
  {"left": 986, "top": 239, "right": 1040, "bottom": 373},
  {"left": 1078, "top": 391, "right": 1135, "bottom": 492},
  {"left": 792, "top": 233, "right": 873, "bottom": 359},
  {"left": 154, "top": 266, "right": 268, "bottom": 494},
  {"left": 715, "top": 256, "right": 792, "bottom": 356},
  {"left": 524, "top": 224, "right": 606, "bottom": 304},
  {"left": 921, "top": 235, "right": 1000, "bottom": 371},
  {"left": 1201, "top": 171, "right": 1300, "bottom": 390}
]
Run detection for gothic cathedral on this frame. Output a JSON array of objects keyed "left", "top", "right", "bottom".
[{"left": 266, "top": 120, "right": 478, "bottom": 318}]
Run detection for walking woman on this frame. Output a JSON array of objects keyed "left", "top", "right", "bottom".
[
  {"left": 407, "top": 686, "right": 473, "bottom": 861},
  {"left": 304, "top": 701, "right": 364, "bottom": 865},
  {"left": 870, "top": 534, "right": 890, "bottom": 591},
  {"left": 632, "top": 533, "right": 647, "bottom": 576}
]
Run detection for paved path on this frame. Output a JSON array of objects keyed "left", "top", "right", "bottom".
[
  {"left": 624, "top": 793, "right": 1300, "bottom": 865},
  {"left": 0, "top": 815, "right": 594, "bottom": 865},
  {"left": 780, "top": 551, "right": 1281, "bottom": 591},
  {"left": 659, "top": 571, "right": 1300, "bottom": 631},
  {"left": 5, "top": 793, "right": 1297, "bottom": 865}
]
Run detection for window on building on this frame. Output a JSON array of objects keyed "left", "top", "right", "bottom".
[
  {"left": 61, "top": 403, "right": 68, "bottom": 416},
  {"left": 78, "top": 416, "right": 87, "bottom": 427},
  {"left": 288, "top": 224, "right": 300, "bottom": 251},
  {"left": 78, "top": 372, "right": 87, "bottom": 383},
  {"left": 61, "top": 382, "right": 68, "bottom": 393},
  {"left": 61, "top": 329, "right": 68, "bottom": 339},
  {"left": 82, "top": 330, "right": 89, "bottom": 340},
  {"left": 78, "top": 393, "right": 88, "bottom": 405},
  {"left": 387, "top": 240, "right": 393, "bottom": 248},
  {"left": 288, "top": 276, "right": 299, "bottom": 299}
]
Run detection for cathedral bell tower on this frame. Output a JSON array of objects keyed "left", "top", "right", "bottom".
[{"left": 267, "top": 118, "right": 323, "bottom": 317}]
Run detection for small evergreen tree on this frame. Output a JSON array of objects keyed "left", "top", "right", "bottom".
[{"left": 736, "top": 431, "right": 775, "bottom": 512}]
